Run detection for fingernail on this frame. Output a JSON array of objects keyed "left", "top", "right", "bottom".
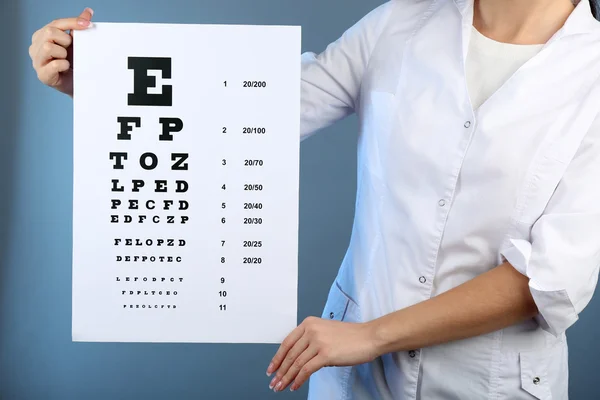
[
  {"left": 274, "top": 381, "right": 283, "bottom": 392},
  {"left": 269, "top": 377, "right": 277, "bottom": 390},
  {"left": 77, "top": 18, "right": 90, "bottom": 27},
  {"left": 290, "top": 385, "right": 295, "bottom": 392},
  {"left": 266, "top": 363, "right": 274, "bottom": 376},
  {"left": 86, "top": 7, "right": 94, "bottom": 16}
]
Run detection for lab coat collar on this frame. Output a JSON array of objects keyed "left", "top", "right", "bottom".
[{"left": 452, "top": 0, "right": 599, "bottom": 38}]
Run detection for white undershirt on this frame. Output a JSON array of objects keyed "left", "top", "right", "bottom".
[{"left": 466, "top": 27, "right": 545, "bottom": 109}]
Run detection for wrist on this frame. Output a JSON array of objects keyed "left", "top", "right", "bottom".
[{"left": 365, "top": 315, "right": 408, "bottom": 357}]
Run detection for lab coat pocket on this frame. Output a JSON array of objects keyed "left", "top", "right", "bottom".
[
  {"left": 519, "top": 349, "right": 552, "bottom": 400},
  {"left": 321, "top": 280, "right": 359, "bottom": 322}
]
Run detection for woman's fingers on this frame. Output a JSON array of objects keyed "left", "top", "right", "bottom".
[
  {"left": 274, "top": 345, "right": 320, "bottom": 392},
  {"left": 266, "top": 318, "right": 379, "bottom": 392},
  {"left": 29, "top": 7, "right": 93, "bottom": 94},
  {"left": 78, "top": 7, "right": 94, "bottom": 22},
  {"left": 45, "top": 26, "right": 73, "bottom": 48},
  {"left": 48, "top": 15, "right": 93, "bottom": 32},
  {"left": 269, "top": 336, "right": 310, "bottom": 390},
  {"left": 31, "top": 17, "right": 91, "bottom": 45},
  {"left": 266, "top": 324, "right": 305, "bottom": 376},
  {"left": 37, "top": 59, "right": 71, "bottom": 86},
  {"left": 30, "top": 27, "right": 71, "bottom": 63},
  {"left": 32, "top": 26, "right": 73, "bottom": 49},
  {"left": 290, "top": 355, "right": 325, "bottom": 391},
  {"left": 34, "top": 42, "right": 68, "bottom": 69},
  {"left": 30, "top": 8, "right": 93, "bottom": 60}
]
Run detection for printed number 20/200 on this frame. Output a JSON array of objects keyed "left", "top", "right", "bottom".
[{"left": 223, "top": 81, "right": 267, "bottom": 87}]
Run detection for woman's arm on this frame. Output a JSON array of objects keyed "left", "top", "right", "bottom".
[
  {"left": 369, "top": 261, "right": 537, "bottom": 354},
  {"left": 266, "top": 261, "right": 537, "bottom": 392}
]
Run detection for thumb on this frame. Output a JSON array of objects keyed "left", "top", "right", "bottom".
[
  {"left": 71, "top": 7, "right": 94, "bottom": 37},
  {"left": 79, "top": 7, "right": 94, "bottom": 21}
]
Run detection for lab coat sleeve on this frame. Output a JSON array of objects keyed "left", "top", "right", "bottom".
[
  {"left": 300, "top": 1, "right": 394, "bottom": 140},
  {"left": 500, "top": 116, "right": 600, "bottom": 337}
]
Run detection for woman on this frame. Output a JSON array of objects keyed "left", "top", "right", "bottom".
[{"left": 30, "top": 1, "right": 600, "bottom": 398}]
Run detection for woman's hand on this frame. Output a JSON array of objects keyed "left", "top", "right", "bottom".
[
  {"left": 29, "top": 8, "right": 94, "bottom": 97},
  {"left": 266, "top": 316, "right": 379, "bottom": 392}
]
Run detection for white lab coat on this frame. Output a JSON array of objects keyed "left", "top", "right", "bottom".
[{"left": 301, "top": 0, "right": 600, "bottom": 399}]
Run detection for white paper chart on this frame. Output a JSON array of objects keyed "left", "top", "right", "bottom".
[{"left": 72, "top": 23, "right": 301, "bottom": 343}]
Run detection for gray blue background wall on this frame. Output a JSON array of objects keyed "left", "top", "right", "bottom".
[{"left": 1, "top": 1, "right": 598, "bottom": 398}]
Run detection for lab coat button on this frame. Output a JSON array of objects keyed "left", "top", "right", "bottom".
[
  {"left": 419, "top": 276, "right": 427, "bottom": 284},
  {"left": 464, "top": 121, "right": 472, "bottom": 128},
  {"left": 438, "top": 199, "right": 446, "bottom": 207},
  {"left": 409, "top": 350, "right": 416, "bottom": 358},
  {"left": 533, "top": 377, "right": 541, "bottom": 385},
  {"left": 329, "top": 312, "right": 335, "bottom": 319}
]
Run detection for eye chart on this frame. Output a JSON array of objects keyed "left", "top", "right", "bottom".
[{"left": 72, "top": 23, "right": 300, "bottom": 343}]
